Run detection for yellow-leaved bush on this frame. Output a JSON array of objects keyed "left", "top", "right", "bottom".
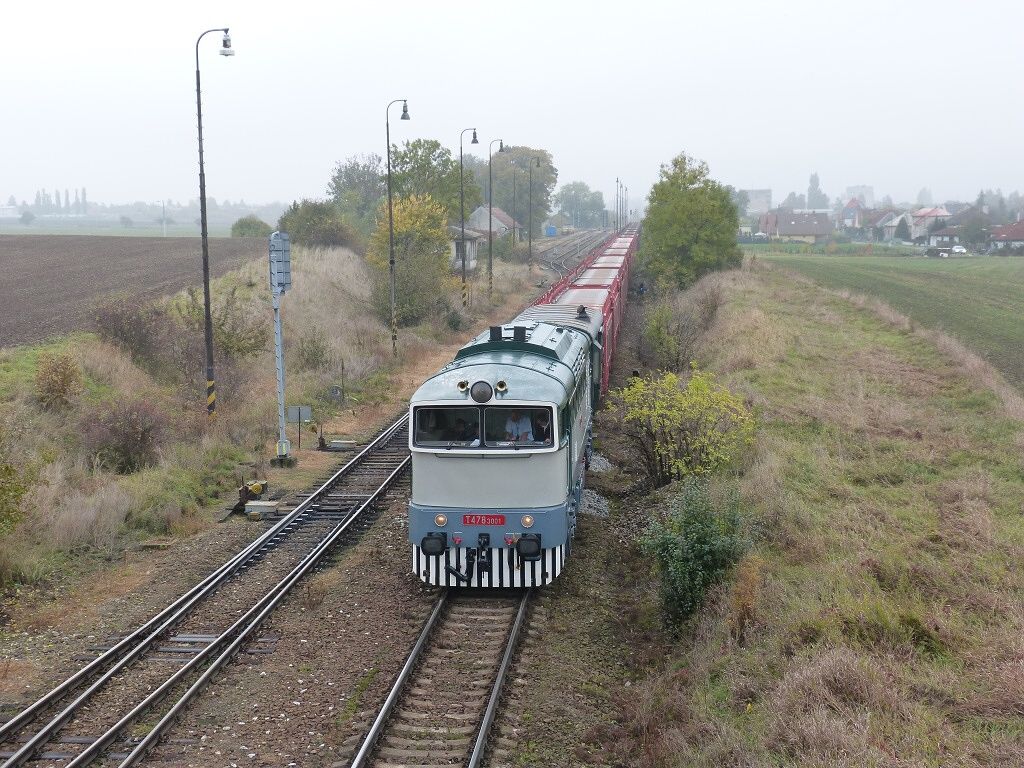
[{"left": 610, "top": 367, "right": 754, "bottom": 488}]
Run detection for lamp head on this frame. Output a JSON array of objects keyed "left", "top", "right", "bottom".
[
  {"left": 535, "top": 157, "right": 541, "bottom": 168},
  {"left": 220, "top": 30, "right": 235, "bottom": 56},
  {"left": 498, "top": 140, "right": 505, "bottom": 152},
  {"left": 471, "top": 129, "right": 478, "bottom": 144},
  {"left": 401, "top": 100, "right": 410, "bottom": 120}
]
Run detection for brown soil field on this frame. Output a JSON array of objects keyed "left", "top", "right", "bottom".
[{"left": 0, "top": 234, "right": 263, "bottom": 347}]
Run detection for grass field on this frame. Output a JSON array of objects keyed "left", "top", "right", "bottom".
[
  {"left": 620, "top": 265, "right": 1024, "bottom": 765},
  {"left": 760, "top": 252, "right": 1024, "bottom": 388}
]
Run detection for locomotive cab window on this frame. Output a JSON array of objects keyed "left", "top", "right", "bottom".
[
  {"left": 484, "top": 406, "right": 554, "bottom": 447},
  {"left": 414, "top": 406, "right": 480, "bottom": 447}
]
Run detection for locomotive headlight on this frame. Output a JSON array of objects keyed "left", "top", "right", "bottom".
[
  {"left": 470, "top": 381, "right": 493, "bottom": 403},
  {"left": 521, "top": 514, "right": 535, "bottom": 528},
  {"left": 434, "top": 513, "right": 448, "bottom": 527}
]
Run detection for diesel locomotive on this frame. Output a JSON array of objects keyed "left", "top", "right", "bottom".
[{"left": 408, "top": 228, "right": 638, "bottom": 587}]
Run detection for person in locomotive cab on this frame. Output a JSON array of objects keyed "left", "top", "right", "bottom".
[
  {"left": 446, "top": 417, "right": 478, "bottom": 445},
  {"left": 504, "top": 410, "right": 534, "bottom": 443},
  {"left": 532, "top": 410, "right": 553, "bottom": 445}
]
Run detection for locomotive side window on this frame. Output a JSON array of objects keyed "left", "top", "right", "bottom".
[
  {"left": 483, "top": 406, "right": 554, "bottom": 447},
  {"left": 414, "top": 407, "right": 480, "bottom": 447}
]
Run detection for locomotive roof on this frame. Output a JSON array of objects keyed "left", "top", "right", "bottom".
[{"left": 411, "top": 318, "right": 594, "bottom": 405}]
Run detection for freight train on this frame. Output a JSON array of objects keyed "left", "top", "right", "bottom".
[{"left": 407, "top": 227, "right": 639, "bottom": 587}]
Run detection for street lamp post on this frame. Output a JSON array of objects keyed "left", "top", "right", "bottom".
[
  {"left": 511, "top": 170, "right": 517, "bottom": 244},
  {"left": 527, "top": 156, "right": 540, "bottom": 270},
  {"left": 195, "top": 26, "right": 233, "bottom": 419},
  {"left": 614, "top": 177, "right": 619, "bottom": 229},
  {"left": 487, "top": 138, "right": 505, "bottom": 300},
  {"left": 459, "top": 127, "right": 478, "bottom": 309},
  {"left": 385, "top": 99, "right": 409, "bottom": 356}
]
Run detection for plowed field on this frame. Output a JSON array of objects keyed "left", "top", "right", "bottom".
[{"left": 1, "top": 235, "right": 261, "bottom": 347}]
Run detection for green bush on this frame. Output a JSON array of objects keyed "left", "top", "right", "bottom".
[
  {"left": 82, "top": 399, "right": 168, "bottom": 473},
  {"left": 643, "top": 477, "right": 749, "bottom": 627},
  {"left": 94, "top": 294, "right": 165, "bottom": 365},
  {"left": 295, "top": 327, "right": 334, "bottom": 371},
  {"left": 609, "top": 368, "right": 755, "bottom": 489},
  {"left": 231, "top": 214, "right": 273, "bottom": 238},
  {"left": 277, "top": 200, "right": 355, "bottom": 248},
  {"left": 0, "top": 462, "right": 28, "bottom": 538},
  {"left": 179, "top": 287, "right": 267, "bottom": 361}
]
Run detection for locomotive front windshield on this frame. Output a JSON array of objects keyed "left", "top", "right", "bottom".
[{"left": 413, "top": 405, "right": 554, "bottom": 448}]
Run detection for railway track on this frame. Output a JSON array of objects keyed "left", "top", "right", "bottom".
[
  {"left": 347, "top": 589, "right": 530, "bottom": 768},
  {"left": 535, "top": 228, "right": 609, "bottom": 278},
  {"left": 0, "top": 416, "right": 411, "bottom": 767}
]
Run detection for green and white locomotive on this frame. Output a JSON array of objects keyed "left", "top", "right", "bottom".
[{"left": 408, "top": 304, "right": 604, "bottom": 588}]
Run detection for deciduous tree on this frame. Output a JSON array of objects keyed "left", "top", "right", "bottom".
[
  {"left": 640, "top": 152, "right": 740, "bottom": 288},
  {"left": 390, "top": 139, "right": 482, "bottom": 223},
  {"left": 366, "top": 194, "right": 454, "bottom": 326},
  {"left": 327, "top": 153, "right": 385, "bottom": 237}
]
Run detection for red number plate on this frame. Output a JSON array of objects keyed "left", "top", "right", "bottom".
[{"left": 463, "top": 514, "right": 506, "bottom": 526}]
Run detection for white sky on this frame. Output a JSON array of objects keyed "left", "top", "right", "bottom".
[{"left": 2, "top": 0, "right": 1021, "bottom": 211}]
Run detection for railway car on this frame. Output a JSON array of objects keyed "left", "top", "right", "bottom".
[{"left": 408, "top": 227, "right": 639, "bottom": 588}]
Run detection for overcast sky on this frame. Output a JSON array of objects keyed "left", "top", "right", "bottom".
[{"left": 3, "top": 0, "right": 1021, "bottom": 212}]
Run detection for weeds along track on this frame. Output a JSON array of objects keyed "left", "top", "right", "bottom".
[
  {"left": 0, "top": 417, "right": 411, "bottom": 768},
  {"left": 345, "top": 589, "right": 530, "bottom": 768}
]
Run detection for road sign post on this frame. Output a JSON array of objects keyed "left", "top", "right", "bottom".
[{"left": 269, "top": 231, "right": 294, "bottom": 467}]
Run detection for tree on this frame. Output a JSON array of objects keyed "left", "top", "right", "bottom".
[
  {"left": 916, "top": 187, "right": 933, "bottom": 206},
  {"left": 82, "top": 187, "right": 88, "bottom": 213},
  {"left": 73, "top": 189, "right": 81, "bottom": 213},
  {"left": 554, "top": 181, "right": 607, "bottom": 228},
  {"left": 807, "top": 172, "right": 828, "bottom": 208},
  {"left": 120, "top": 216, "right": 133, "bottom": 228},
  {"left": 960, "top": 218, "right": 987, "bottom": 246},
  {"left": 327, "top": 153, "right": 385, "bottom": 237},
  {"left": 365, "top": 195, "right": 453, "bottom": 326},
  {"left": 231, "top": 214, "right": 273, "bottom": 238},
  {"left": 781, "top": 191, "right": 805, "bottom": 209},
  {"left": 20, "top": 211, "right": 35, "bottom": 226},
  {"left": 639, "top": 152, "right": 741, "bottom": 288},
  {"left": 277, "top": 200, "right": 354, "bottom": 248},
  {"left": 5, "top": 195, "right": 14, "bottom": 207},
  {"left": 895, "top": 217, "right": 911, "bottom": 241},
  {"left": 390, "top": 139, "right": 482, "bottom": 222},
  {"left": 487, "top": 146, "right": 558, "bottom": 238}
]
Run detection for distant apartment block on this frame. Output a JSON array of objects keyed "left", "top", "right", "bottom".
[
  {"left": 743, "top": 189, "right": 772, "bottom": 215},
  {"left": 845, "top": 185, "right": 875, "bottom": 208}
]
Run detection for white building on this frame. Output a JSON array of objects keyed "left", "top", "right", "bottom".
[{"left": 466, "top": 205, "right": 519, "bottom": 237}]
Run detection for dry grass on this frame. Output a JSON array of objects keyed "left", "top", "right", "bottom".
[{"left": 615, "top": 263, "right": 1024, "bottom": 767}]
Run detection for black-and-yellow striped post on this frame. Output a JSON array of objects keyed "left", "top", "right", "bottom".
[
  {"left": 206, "top": 377, "right": 216, "bottom": 417},
  {"left": 461, "top": 279, "right": 468, "bottom": 309}
]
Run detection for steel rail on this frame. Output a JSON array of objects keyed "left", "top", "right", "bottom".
[
  {"left": 467, "top": 589, "right": 531, "bottom": 768},
  {"left": 0, "top": 415, "right": 408, "bottom": 766},
  {"left": 348, "top": 591, "right": 450, "bottom": 768},
  {"left": 83, "top": 455, "right": 411, "bottom": 768}
]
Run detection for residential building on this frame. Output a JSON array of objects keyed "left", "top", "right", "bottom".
[
  {"left": 928, "top": 226, "right": 961, "bottom": 247},
  {"left": 910, "top": 206, "right": 951, "bottom": 240},
  {"left": 759, "top": 209, "right": 833, "bottom": 244},
  {"left": 466, "top": 205, "right": 519, "bottom": 237},
  {"left": 839, "top": 198, "right": 865, "bottom": 229},
  {"left": 743, "top": 189, "right": 772, "bottom": 215},
  {"left": 989, "top": 221, "right": 1024, "bottom": 250}
]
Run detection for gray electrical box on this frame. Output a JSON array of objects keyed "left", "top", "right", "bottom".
[{"left": 269, "top": 231, "right": 292, "bottom": 293}]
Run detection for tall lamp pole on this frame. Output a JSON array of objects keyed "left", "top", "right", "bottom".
[
  {"left": 195, "top": 26, "right": 234, "bottom": 419},
  {"left": 625, "top": 186, "right": 629, "bottom": 225},
  {"left": 615, "top": 177, "right": 620, "bottom": 230},
  {"left": 385, "top": 99, "right": 410, "bottom": 356},
  {"left": 487, "top": 138, "right": 505, "bottom": 299},
  {"left": 527, "top": 156, "right": 540, "bottom": 271},
  {"left": 459, "top": 127, "right": 478, "bottom": 309}
]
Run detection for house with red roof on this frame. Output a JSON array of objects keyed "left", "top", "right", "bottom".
[
  {"left": 467, "top": 205, "right": 521, "bottom": 238},
  {"left": 989, "top": 221, "right": 1024, "bottom": 250},
  {"left": 910, "top": 206, "right": 951, "bottom": 240}
]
